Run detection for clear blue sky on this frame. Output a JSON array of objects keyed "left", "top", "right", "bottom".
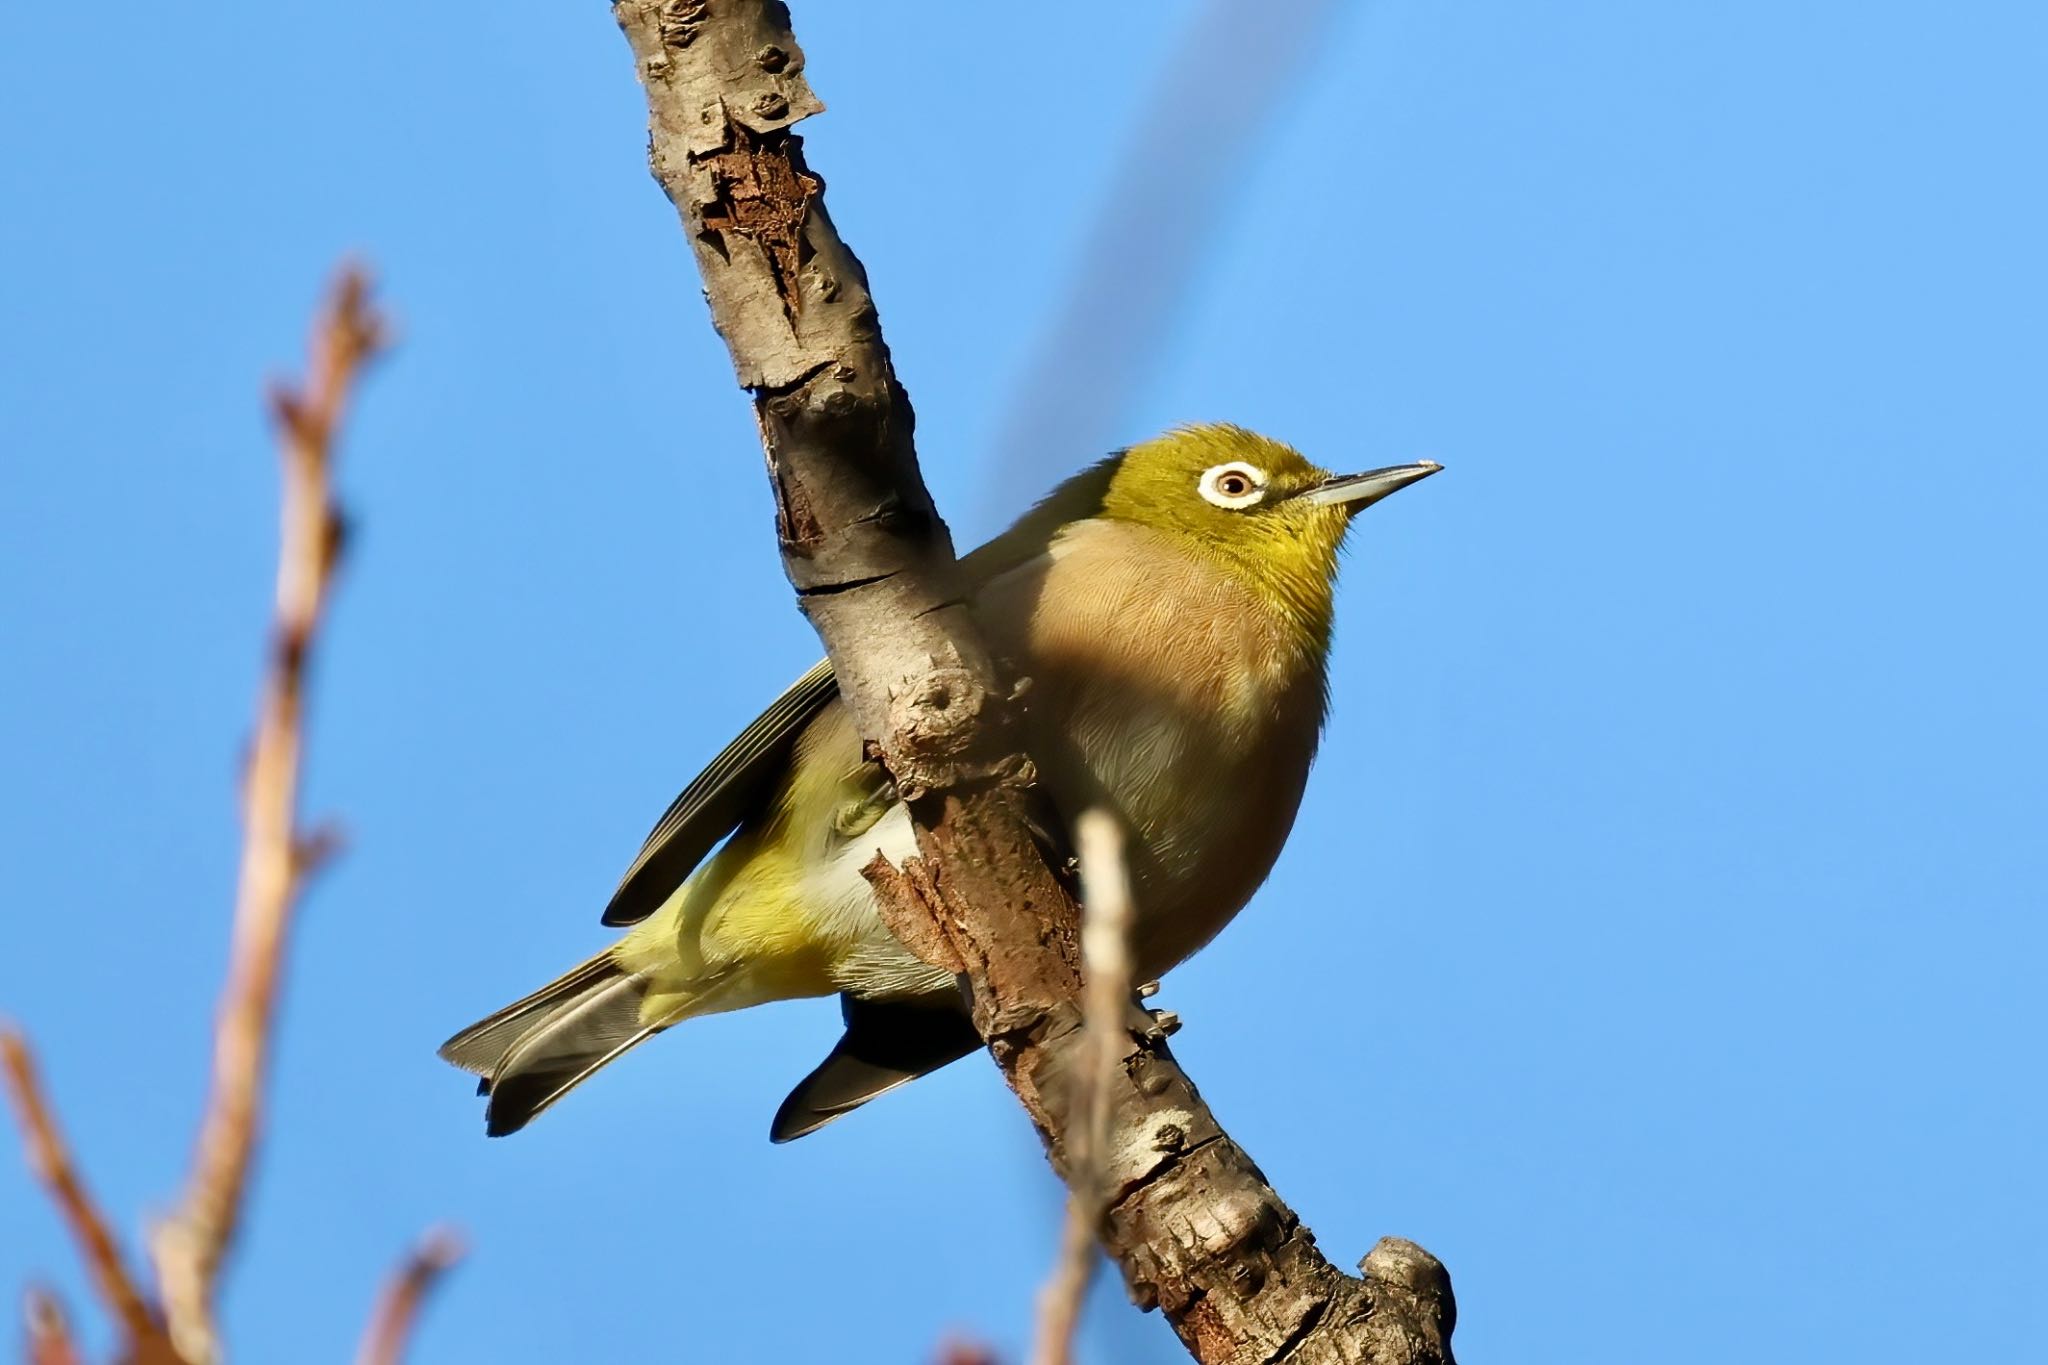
[{"left": 4, "top": 3, "right": 2043, "bottom": 1362}]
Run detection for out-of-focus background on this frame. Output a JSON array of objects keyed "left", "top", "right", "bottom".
[{"left": 4, "top": 3, "right": 2044, "bottom": 1362}]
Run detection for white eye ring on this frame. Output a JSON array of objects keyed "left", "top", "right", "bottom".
[{"left": 1198, "top": 461, "right": 1268, "bottom": 510}]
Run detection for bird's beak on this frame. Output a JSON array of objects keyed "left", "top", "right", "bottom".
[{"left": 1296, "top": 461, "right": 1443, "bottom": 510}]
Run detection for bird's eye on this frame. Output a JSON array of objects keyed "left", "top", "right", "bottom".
[{"left": 1198, "top": 462, "right": 1268, "bottom": 510}]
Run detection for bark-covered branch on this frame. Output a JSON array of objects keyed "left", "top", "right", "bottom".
[{"left": 611, "top": 4, "right": 1456, "bottom": 1360}]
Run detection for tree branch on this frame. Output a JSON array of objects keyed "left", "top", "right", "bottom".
[
  {"left": 983, "top": 0, "right": 1339, "bottom": 512},
  {"left": 7, "top": 265, "right": 447, "bottom": 1365},
  {"left": 149, "top": 267, "right": 387, "bottom": 1365},
  {"left": 611, "top": 5, "right": 1456, "bottom": 1360},
  {"left": 0, "top": 1031, "right": 167, "bottom": 1352},
  {"left": 352, "top": 1228, "right": 465, "bottom": 1365},
  {"left": 1032, "top": 810, "right": 1135, "bottom": 1365},
  {"left": 23, "top": 1287, "right": 84, "bottom": 1365}
]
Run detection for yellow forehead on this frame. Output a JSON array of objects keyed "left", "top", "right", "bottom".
[{"left": 1102, "top": 425, "right": 1329, "bottom": 516}]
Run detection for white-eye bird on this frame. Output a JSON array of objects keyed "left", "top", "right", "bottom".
[{"left": 440, "top": 425, "right": 1439, "bottom": 1140}]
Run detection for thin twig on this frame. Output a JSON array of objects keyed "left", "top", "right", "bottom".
[
  {"left": 0, "top": 1030, "right": 163, "bottom": 1348},
  {"left": 936, "top": 1343, "right": 1002, "bottom": 1365},
  {"left": 150, "top": 267, "right": 386, "bottom": 1365},
  {"left": 23, "top": 1287, "right": 83, "bottom": 1365},
  {"left": 1032, "top": 810, "right": 1135, "bottom": 1365},
  {"left": 981, "top": 0, "right": 1339, "bottom": 516},
  {"left": 352, "top": 1227, "right": 466, "bottom": 1365}
]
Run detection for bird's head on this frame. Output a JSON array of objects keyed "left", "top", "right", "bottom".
[{"left": 1096, "top": 424, "right": 1440, "bottom": 643}]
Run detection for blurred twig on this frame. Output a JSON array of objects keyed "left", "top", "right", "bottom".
[
  {"left": 4, "top": 265, "right": 460, "bottom": 1365},
  {"left": 352, "top": 1228, "right": 466, "bottom": 1365},
  {"left": 147, "top": 266, "right": 385, "bottom": 1364},
  {"left": 23, "top": 1287, "right": 83, "bottom": 1365},
  {"left": 1031, "top": 811, "right": 1135, "bottom": 1365},
  {"left": 984, "top": 0, "right": 1339, "bottom": 514},
  {"left": 0, "top": 1032, "right": 171, "bottom": 1355},
  {"left": 936, "top": 1343, "right": 1001, "bottom": 1365},
  {"left": 148, "top": 266, "right": 385, "bottom": 1365}
]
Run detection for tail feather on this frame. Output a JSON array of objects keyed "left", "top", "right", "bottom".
[
  {"left": 439, "top": 954, "right": 618, "bottom": 1076},
  {"left": 769, "top": 995, "right": 982, "bottom": 1143},
  {"left": 438, "top": 953, "right": 662, "bottom": 1136}
]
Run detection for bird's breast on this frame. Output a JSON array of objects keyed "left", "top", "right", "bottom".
[{"left": 978, "top": 519, "right": 1328, "bottom": 976}]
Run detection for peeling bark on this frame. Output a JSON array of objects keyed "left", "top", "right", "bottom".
[{"left": 611, "top": 4, "right": 1456, "bottom": 1360}]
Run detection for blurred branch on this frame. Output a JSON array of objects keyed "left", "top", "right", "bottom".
[
  {"left": 0, "top": 1033, "right": 166, "bottom": 1351},
  {"left": 1031, "top": 811, "right": 1134, "bottom": 1365},
  {"left": 352, "top": 1228, "right": 466, "bottom": 1365},
  {"left": 5, "top": 264, "right": 457, "bottom": 1365},
  {"left": 983, "top": 0, "right": 1339, "bottom": 514},
  {"left": 613, "top": 3, "right": 1454, "bottom": 1360},
  {"left": 935, "top": 1344, "right": 1000, "bottom": 1365},
  {"left": 147, "top": 267, "right": 384, "bottom": 1365},
  {"left": 23, "top": 1288, "right": 83, "bottom": 1365}
]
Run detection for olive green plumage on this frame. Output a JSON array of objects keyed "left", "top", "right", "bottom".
[{"left": 439, "top": 425, "right": 1439, "bottom": 1139}]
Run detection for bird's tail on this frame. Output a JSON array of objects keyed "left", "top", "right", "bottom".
[{"left": 439, "top": 952, "right": 664, "bottom": 1136}]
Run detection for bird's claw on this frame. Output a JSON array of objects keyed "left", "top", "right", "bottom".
[{"left": 1142, "top": 1008, "right": 1181, "bottom": 1043}]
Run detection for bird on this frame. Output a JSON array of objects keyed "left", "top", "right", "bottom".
[{"left": 440, "top": 424, "right": 1440, "bottom": 1141}]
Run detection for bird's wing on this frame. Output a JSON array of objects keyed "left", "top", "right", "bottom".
[
  {"left": 601, "top": 457, "right": 1119, "bottom": 929},
  {"left": 600, "top": 658, "right": 839, "bottom": 926},
  {"left": 957, "top": 455, "right": 1118, "bottom": 587}
]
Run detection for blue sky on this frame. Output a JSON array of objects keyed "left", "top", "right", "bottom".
[{"left": 4, "top": 3, "right": 2044, "bottom": 1362}]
